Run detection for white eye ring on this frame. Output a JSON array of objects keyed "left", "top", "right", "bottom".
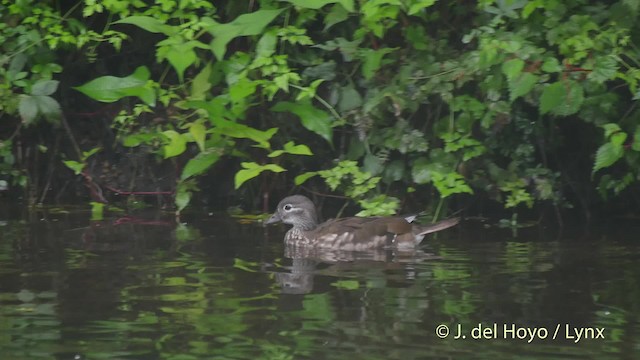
[{"left": 283, "top": 204, "right": 293, "bottom": 211}]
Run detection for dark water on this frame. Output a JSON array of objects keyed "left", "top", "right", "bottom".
[{"left": 1, "top": 210, "right": 639, "bottom": 360}]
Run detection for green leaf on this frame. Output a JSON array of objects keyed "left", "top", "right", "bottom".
[
  {"left": 522, "top": 0, "right": 544, "bottom": 18},
  {"left": 555, "top": 82, "right": 584, "bottom": 116},
  {"left": 303, "top": 61, "right": 337, "bottom": 81},
  {"left": 234, "top": 162, "right": 286, "bottom": 189},
  {"left": 382, "top": 160, "right": 405, "bottom": 183},
  {"left": 190, "top": 63, "right": 212, "bottom": 100},
  {"left": 610, "top": 132, "right": 627, "bottom": 147},
  {"left": 279, "top": 0, "right": 355, "bottom": 12},
  {"left": 314, "top": 37, "right": 361, "bottom": 61},
  {"left": 31, "top": 80, "right": 59, "bottom": 96},
  {"left": 269, "top": 141, "right": 313, "bottom": 157},
  {"left": 541, "top": 57, "right": 562, "bottom": 73},
  {"left": 90, "top": 202, "right": 105, "bottom": 221},
  {"left": 271, "top": 101, "right": 333, "bottom": 144},
  {"left": 360, "top": 0, "right": 402, "bottom": 37},
  {"left": 589, "top": 55, "right": 618, "bottom": 83},
  {"left": 267, "top": 150, "right": 284, "bottom": 158},
  {"left": 73, "top": 66, "right": 156, "bottom": 106},
  {"left": 539, "top": 81, "right": 584, "bottom": 116},
  {"left": 338, "top": 85, "right": 363, "bottom": 112},
  {"left": 324, "top": 3, "right": 349, "bottom": 31},
  {"left": 508, "top": 72, "right": 537, "bottom": 101},
  {"left": 181, "top": 150, "right": 221, "bottom": 180},
  {"left": 33, "top": 95, "right": 62, "bottom": 124},
  {"left": 63, "top": 160, "right": 85, "bottom": 175},
  {"left": 408, "top": 0, "right": 436, "bottom": 15},
  {"left": 256, "top": 29, "right": 278, "bottom": 57},
  {"left": 361, "top": 48, "right": 395, "bottom": 80},
  {"left": 405, "top": 24, "right": 428, "bottom": 50},
  {"left": 115, "top": 16, "right": 177, "bottom": 35},
  {"left": 19, "top": 94, "right": 62, "bottom": 125},
  {"left": 411, "top": 157, "right": 432, "bottom": 184},
  {"left": 273, "top": 72, "right": 300, "bottom": 93},
  {"left": 501, "top": 58, "right": 524, "bottom": 80},
  {"left": 283, "top": 141, "right": 312, "bottom": 155},
  {"left": 431, "top": 171, "right": 473, "bottom": 198},
  {"left": 229, "top": 78, "right": 257, "bottom": 102},
  {"left": 9, "top": 53, "right": 27, "bottom": 75},
  {"left": 175, "top": 183, "right": 192, "bottom": 212},
  {"left": 410, "top": 149, "right": 457, "bottom": 186},
  {"left": 189, "top": 123, "right": 207, "bottom": 151},
  {"left": 161, "top": 40, "right": 199, "bottom": 82},
  {"left": 122, "top": 133, "right": 159, "bottom": 147},
  {"left": 632, "top": 125, "right": 640, "bottom": 151},
  {"left": 602, "top": 123, "right": 622, "bottom": 139},
  {"left": 593, "top": 142, "right": 624, "bottom": 174},
  {"left": 82, "top": 147, "right": 101, "bottom": 160},
  {"left": 356, "top": 195, "right": 399, "bottom": 216},
  {"left": 501, "top": 180, "right": 533, "bottom": 208},
  {"left": 204, "top": 9, "right": 284, "bottom": 60},
  {"left": 210, "top": 118, "right": 277, "bottom": 149},
  {"left": 162, "top": 130, "right": 187, "bottom": 158},
  {"left": 363, "top": 153, "right": 384, "bottom": 176},
  {"left": 295, "top": 171, "right": 318, "bottom": 185},
  {"left": 19, "top": 95, "right": 38, "bottom": 125}
]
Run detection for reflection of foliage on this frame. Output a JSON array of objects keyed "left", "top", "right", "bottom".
[{"left": 2, "top": 220, "right": 640, "bottom": 358}]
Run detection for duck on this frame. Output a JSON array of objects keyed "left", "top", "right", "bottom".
[{"left": 265, "top": 195, "right": 460, "bottom": 250}]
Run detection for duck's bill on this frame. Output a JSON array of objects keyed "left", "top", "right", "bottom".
[{"left": 264, "top": 212, "right": 282, "bottom": 225}]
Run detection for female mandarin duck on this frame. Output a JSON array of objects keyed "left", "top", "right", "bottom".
[{"left": 265, "top": 195, "right": 459, "bottom": 250}]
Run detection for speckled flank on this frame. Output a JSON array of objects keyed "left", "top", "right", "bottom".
[
  {"left": 285, "top": 229, "right": 389, "bottom": 251},
  {"left": 332, "top": 232, "right": 352, "bottom": 250},
  {"left": 320, "top": 233, "right": 388, "bottom": 251}
]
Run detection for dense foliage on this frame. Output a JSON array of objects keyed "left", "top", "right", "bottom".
[{"left": 2, "top": 0, "right": 640, "bottom": 220}]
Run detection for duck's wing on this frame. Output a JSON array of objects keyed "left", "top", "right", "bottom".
[{"left": 309, "top": 217, "right": 413, "bottom": 250}]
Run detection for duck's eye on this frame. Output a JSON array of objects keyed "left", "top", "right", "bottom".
[{"left": 283, "top": 204, "right": 293, "bottom": 211}]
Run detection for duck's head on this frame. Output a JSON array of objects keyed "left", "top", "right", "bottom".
[{"left": 265, "top": 195, "right": 319, "bottom": 230}]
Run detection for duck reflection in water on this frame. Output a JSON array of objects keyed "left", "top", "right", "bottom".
[
  {"left": 275, "top": 256, "right": 317, "bottom": 295},
  {"left": 275, "top": 244, "right": 442, "bottom": 294}
]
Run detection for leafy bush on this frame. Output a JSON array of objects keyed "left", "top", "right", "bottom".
[{"left": 2, "top": 0, "right": 640, "bottom": 219}]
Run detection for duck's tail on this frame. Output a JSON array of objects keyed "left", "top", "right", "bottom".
[{"left": 413, "top": 217, "right": 460, "bottom": 244}]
